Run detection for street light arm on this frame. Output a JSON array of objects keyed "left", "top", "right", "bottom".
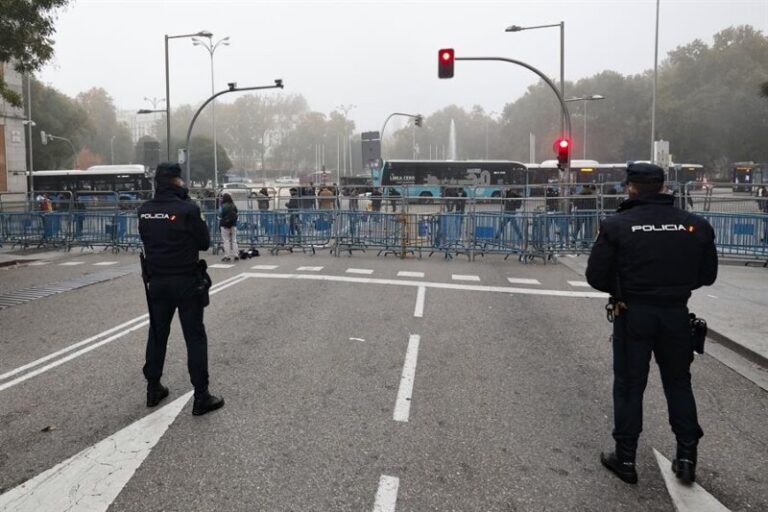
[
  {"left": 380, "top": 112, "right": 422, "bottom": 150},
  {"left": 505, "top": 22, "right": 562, "bottom": 32},
  {"left": 456, "top": 57, "right": 571, "bottom": 140},
  {"left": 184, "top": 81, "right": 284, "bottom": 183}
]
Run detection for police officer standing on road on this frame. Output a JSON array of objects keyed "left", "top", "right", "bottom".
[
  {"left": 138, "top": 162, "right": 224, "bottom": 416},
  {"left": 586, "top": 163, "right": 717, "bottom": 485}
]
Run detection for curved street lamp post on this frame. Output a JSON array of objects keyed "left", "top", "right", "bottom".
[{"left": 183, "top": 80, "right": 284, "bottom": 185}]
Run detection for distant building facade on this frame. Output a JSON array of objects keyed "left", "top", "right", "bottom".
[{"left": 0, "top": 62, "right": 29, "bottom": 193}]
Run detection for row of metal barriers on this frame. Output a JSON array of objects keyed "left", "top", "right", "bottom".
[{"left": 2, "top": 209, "right": 766, "bottom": 263}]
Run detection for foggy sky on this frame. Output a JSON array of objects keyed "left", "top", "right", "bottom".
[{"left": 38, "top": 0, "right": 768, "bottom": 132}]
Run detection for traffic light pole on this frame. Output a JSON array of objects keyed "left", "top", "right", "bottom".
[
  {"left": 183, "top": 80, "right": 284, "bottom": 185},
  {"left": 455, "top": 56, "right": 572, "bottom": 175}
]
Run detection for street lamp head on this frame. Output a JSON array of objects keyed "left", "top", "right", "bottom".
[
  {"left": 505, "top": 25, "right": 523, "bottom": 32},
  {"left": 274, "top": 79, "right": 283, "bottom": 88},
  {"left": 590, "top": 94, "right": 606, "bottom": 100},
  {"left": 196, "top": 30, "right": 213, "bottom": 38}
]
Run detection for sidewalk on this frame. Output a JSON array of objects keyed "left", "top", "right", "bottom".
[{"left": 560, "top": 255, "right": 768, "bottom": 366}]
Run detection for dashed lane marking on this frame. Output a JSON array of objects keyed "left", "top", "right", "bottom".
[
  {"left": 397, "top": 271, "right": 424, "bottom": 278},
  {"left": 250, "top": 265, "right": 279, "bottom": 270},
  {"left": 58, "top": 261, "right": 85, "bottom": 266},
  {"left": 653, "top": 449, "right": 730, "bottom": 512},
  {"left": 93, "top": 261, "right": 119, "bottom": 266},
  {"left": 0, "top": 392, "right": 192, "bottom": 512},
  {"left": 296, "top": 266, "right": 323, "bottom": 271},
  {"left": 414, "top": 286, "right": 426, "bottom": 318},
  {"left": 243, "top": 273, "right": 609, "bottom": 299},
  {"left": 452, "top": 274, "right": 481, "bottom": 282},
  {"left": 209, "top": 264, "right": 235, "bottom": 269},
  {"left": 393, "top": 334, "right": 421, "bottom": 422},
  {"left": 346, "top": 268, "right": 374, "bottom": 275},
  {"left": 567, "top": 280, "right": 591, "bottom": 288},
  {"left": 507, "top": 277, "right": 541, "bottom": 285},
  {"left": 27, "top": 261, "right": 51, "bottom": 266},
  {"left": 372, "top": 475, "right": 400, "bottom": 512}
]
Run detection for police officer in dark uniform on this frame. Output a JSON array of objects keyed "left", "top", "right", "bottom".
[
  {"left": 586, "top": 163, "right": 717, "bottom": 485},
  {"left": 138, "top": 162, "right": 224, "bottom": 416}
]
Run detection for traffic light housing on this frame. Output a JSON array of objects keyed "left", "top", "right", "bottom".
[
  {"left": 554, "top": 137, "right": 571, "bottom": 166},
  {"left": 414, "top": 114, "right": 423, "bottom": 127},
  {"left": 438, "top": 49, "right": 454, "bottom": 79}
]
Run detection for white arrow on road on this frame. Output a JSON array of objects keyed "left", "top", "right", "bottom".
[
  {"left": 0, "top": 391, "right": 192, "bottom": 512},
  {"left": 653, "top": 449, "right": 730, "bottom": 512}
]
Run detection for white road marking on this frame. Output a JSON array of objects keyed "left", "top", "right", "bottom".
[
  {"left": 58, "top": 261, "right": 85, "bottom": 266},
  {"left": 209, "top": 264, "right": 235, "bottom": 269},
  {"left": 243, "top": 273, "right": 610, "bottom": 299},
  {"left": 394, "top": 334, "right": 421, "bottom": 422},
  {"left": 707, "top": 294, "right": 718, "bottom": 299},
  {"left": 0, "top": 315, "right": 148, "bottom": 383},
  {"left": 346, "top": 268, "right": 374, "bottom": 275},
  {"left": 653, "top": 449, "right": 730, "bottom": 512},
  {"left": 372, "top": 475, "right": 400, "bottom": 512},
  {"left": 0, "top": 274, "right": 249, "bottom": 393},
  {"left": 414, "top": 286, "right": 426, "bottom": 318},
  {"left": 397, "top": 271, "right": 424, "bottom": 278},
  {"left": 27, "top": 261, "right": 51, "bottom": 266},
  {"left": 250, "top": 264, "right": 279, "bottom": 270},
  {"left": 296, "top": 266, "right": 324, "bottom": 271},
  {"left": 452, "top": 274, "right": 481, "bottom": 282},
  {"left": 0, "top": 392, "right": 192, "bottom": 512},
  {"left": 507, "top": 277, "right": 541, "bottom": 285},
  {"left": 567, "top": 280, "right": 591, "bottom": 287},
  {"left": 93, "top": 261, "right": 119, "bottom": 266},
  {"left": 349, "top": 337, "right": 366, "bottom": 342}
]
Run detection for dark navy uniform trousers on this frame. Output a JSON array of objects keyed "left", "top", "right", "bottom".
[
  {"left": 142, "top": 274, "right": 209, "bottom": 394},
  {"left": 612, "top": 303, "right": 703, "bottom": 450}
]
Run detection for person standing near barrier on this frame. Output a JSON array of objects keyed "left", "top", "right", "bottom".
[
  {"left": 586, "top": 162, "right": 717, "bottom": 485},
  {"left": 757, "top": 186, "right": 768, "bottom": 242},
  {"left": 318, "top": 187, "right": 334, "bottom": 210},
  {"left": 257, "top": 188, "right": 270, "bottom": 211},
  {"left": 137, "top": 162, "right": 224, "bottom": 416},
  {"left": 371, "top": 188, "right": 382, "bottom": 213},
  {"left": 496, "top": 187, "right": 524, "bottom": 241},
  {"left": 573, "top": 184, "right": 597, "bottom": 246},
  {"left": 219, "top": 193, "right": 239, "bottom": 262},
  {"left": 388, "top": 187, "right": 401, "bottom": 212}
]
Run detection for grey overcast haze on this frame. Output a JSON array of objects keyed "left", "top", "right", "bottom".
[{"left": 39, "top": 0, "right": 768, "bottom": 132}]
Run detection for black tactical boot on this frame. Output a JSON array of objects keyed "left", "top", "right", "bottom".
[
  {"left": 192, "top": 390, "right": 225, "bottom": 416},
  {"left": 146, "top": 381, "right": 169, "bottom": 407},
  {"left": 672, "top": 440, "right": 697, "bottom": 484},
  {"left": 600, "top": 444, "right": 638, "bottom": 484}
]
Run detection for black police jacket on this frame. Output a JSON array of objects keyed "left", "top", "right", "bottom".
[
  {"left": 586, "top": 193, "right": 717, "bottom": 303},
  {"left": 138, "top": 185, "right": 210, "bottom": 277}
]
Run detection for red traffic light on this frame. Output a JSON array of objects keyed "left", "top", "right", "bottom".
[
  {"left": 438, "top": 48, "right": 454, "bottom": 79},
  {"left": 554, "top": 137, "right": 571, "bottom": 166}
]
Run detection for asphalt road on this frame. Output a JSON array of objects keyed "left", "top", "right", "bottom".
[{"left": 0, "top": 251, "right": 766, "bottom": 511}]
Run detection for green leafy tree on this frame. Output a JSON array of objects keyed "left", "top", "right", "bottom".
[
  {"left": 76, "top": 87, "right": 133, "bottom": 164},
  {"left": 30, "top": 78, "right": 92, "bottom": 170},
  {"left": 0, "top": 0, "right": 71, "bottom": 106},
  {"left": 171, "top": 136, "right": 232, "bottom": 186}
]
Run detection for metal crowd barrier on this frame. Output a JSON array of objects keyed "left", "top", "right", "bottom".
[{"left": 1, "top": 189, "right": 766, "bottom": 263}]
